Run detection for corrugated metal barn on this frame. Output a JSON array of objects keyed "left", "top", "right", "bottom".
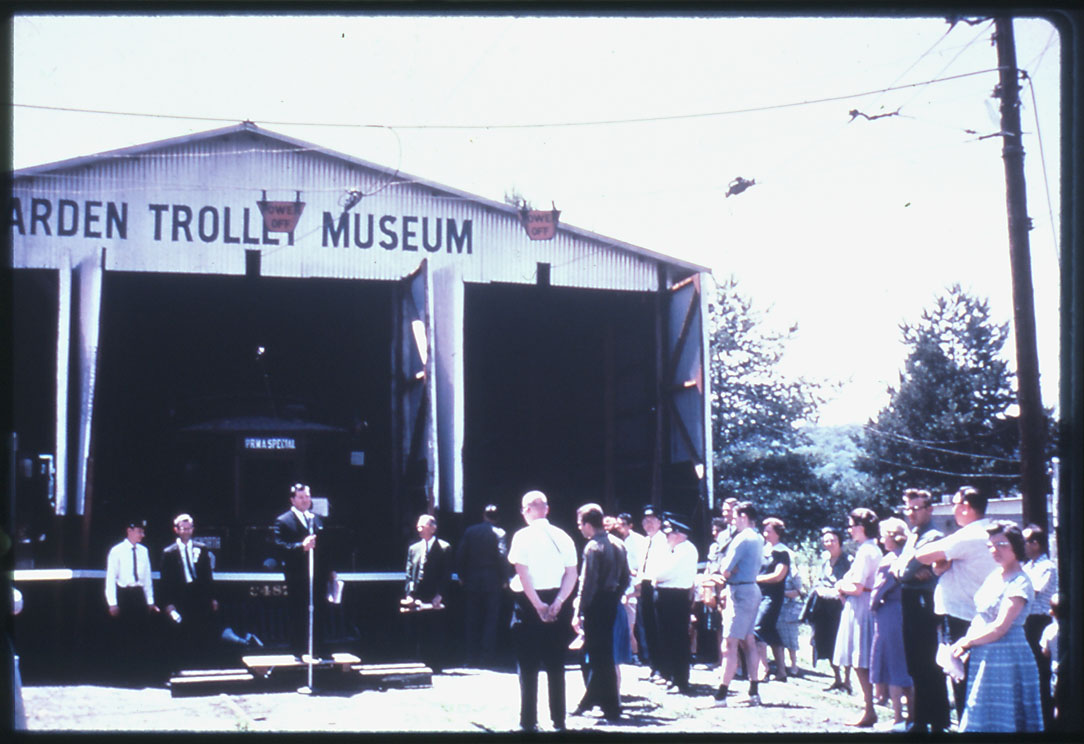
[{"left": 8, "top": 122, "right": 713, "bottom": 669}]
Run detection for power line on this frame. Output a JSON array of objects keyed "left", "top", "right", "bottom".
[
  {"left": 854, "top": 453, "right": 1019, "bottom": 480},
  {"left": 10, "top": 68, "right": 1006, "bottom": 131},
  {"left": 1023, "top": 72, "right": 1060, "bottom": 269},
  {"left": 861, "top": 425, "right": 1020, "bottom": 463}
]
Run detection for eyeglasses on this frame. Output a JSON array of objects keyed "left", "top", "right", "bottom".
[{"left": 987, "top": 540, "right": 1012, "bottom": 549}]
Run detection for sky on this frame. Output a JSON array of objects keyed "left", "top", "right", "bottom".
[{"left": 9, "top": 12, "right": 1062, "bottom": 426}]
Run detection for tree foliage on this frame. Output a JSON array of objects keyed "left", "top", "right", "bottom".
[
  {"left": 709, "top": 276, "right": 835, "bottom": 542},
  {"left": 861, "top": 284, "right": 1019, "bottom": 503}
]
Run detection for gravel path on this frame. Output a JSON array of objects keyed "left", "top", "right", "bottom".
[{"left": 22, "top": 661, "right": 906, "bottom": 735}]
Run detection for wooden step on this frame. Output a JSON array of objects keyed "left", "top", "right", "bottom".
[
  {"left": 169, "top": 671, "right": 256, "bottom": 697},
  {"left": 354, "top": 662, "right": 432, "bottom": 689}
]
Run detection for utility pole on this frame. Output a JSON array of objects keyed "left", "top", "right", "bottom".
[{"left": 994, "top": 16, "right": 1049, "bottom": 529}]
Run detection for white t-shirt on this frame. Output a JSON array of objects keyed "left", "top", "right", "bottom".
[
  {"left": 507, "top": 517, "right": 578, "bottom": 593},
  {"left": 933, "top": 518, "right": 997, "bottom": 620}
]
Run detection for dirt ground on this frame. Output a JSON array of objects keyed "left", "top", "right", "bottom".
[{"left": 20, "top": 660, "right": 909, "bottom": 735}]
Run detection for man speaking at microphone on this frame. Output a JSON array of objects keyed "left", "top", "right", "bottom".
[{"left": 273, "top": 483, "right": 332, "bottom": 660}]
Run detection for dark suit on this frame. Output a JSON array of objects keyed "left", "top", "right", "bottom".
[
  {"left": 405, "top": 537, "right": 452, "bottom": 672},
  {"left": 159, "top": 540, "right": 217, "bottom": 668},
  {"left": 273, "top": 509, "right": 330, "bottom": 657},
  {"left": 456, "top": 520, "right": 508, "bottom": 666}
]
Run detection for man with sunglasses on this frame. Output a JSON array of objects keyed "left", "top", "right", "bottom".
[
  {"left": 273, "top": 483, "right": 330, "bottom": 660},
  {"left": 892, "top": 489, "right": 949, "bottom": 733}
]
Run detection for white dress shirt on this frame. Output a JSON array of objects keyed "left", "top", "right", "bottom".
[
  {"left": 640, "top": 531, "right": 669, "bottom": 583},
  {"left": 105, "top": 539, "right": 154, "bottom": 606},
  {"left": 175, "top": 538, "right": 202, "bottom": 583},
  {"left": 653, "top": 539, "right": 699, "bottom": 589}
]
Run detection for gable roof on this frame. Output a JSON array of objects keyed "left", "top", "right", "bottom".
[{"left": 12, "top": 121, "right": 710, "bottom": 275}]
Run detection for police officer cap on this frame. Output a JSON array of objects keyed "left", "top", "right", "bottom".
[
  {"left": 126, "top": 518, "right": 147, "bottom": 529},
  {"left": 662, "top": 516, "right": 691, "bottom": 536}
]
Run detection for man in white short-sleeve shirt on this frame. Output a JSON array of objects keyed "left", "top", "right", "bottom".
[
  {"left": 507, "top": 490, "right": 578, "bottom": 733},
  {"left": 915, "top": 485, "right": 996, "bottom": 723}
]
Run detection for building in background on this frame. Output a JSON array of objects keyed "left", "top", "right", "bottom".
[{"left": 7, "top": 122, "right": 713, "bottom": 673}]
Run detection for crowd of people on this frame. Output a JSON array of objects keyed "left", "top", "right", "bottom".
[
  {"left": 491, "top": 485, "right": 1058, "bottom": 733},
  {"left": 96, "top": 481, "right": 1059, "bottom": 735}
]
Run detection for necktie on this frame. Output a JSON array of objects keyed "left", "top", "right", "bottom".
[
  {"left": 184, "top": 545, "right": 195, "bottom": 583},
  {"left": 132, "top": 545, "right": 139, "bottom": 582}
]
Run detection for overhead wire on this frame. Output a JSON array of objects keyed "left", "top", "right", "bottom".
[
  {"left": 748, "top": 22, "right": 962, "bottom": 201},
  {"left": 1023, "top": 73, "right": 1060, "bottom": 269},
  {"left": 859, "top": 424, "right": 1021, "bottom": 463},
  {"left": 719, "top": 422, "right": 1021, "bottom": 482},
  {"left": 9, "top": 68, "right": 1007, "bottom": 131},
  {"left": 852, "top": 453, "right": 1020, "bottom": 480}
]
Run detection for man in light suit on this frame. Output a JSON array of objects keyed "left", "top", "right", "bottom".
[
  {"left": 404, "top": 513, "right": 452, "bottom": 673},
  {"left": 160, "top": 513, "right": 219, "bottom": 671},
  {"left": 272, "top": 483, "right": 330, "bottom": 659}
]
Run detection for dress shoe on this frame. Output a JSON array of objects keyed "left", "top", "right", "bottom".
[{"left": 747, "top": 693, "right": 761, "bottom": 707}]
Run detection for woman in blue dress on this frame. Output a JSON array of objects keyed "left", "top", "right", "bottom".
[
  {"left": 951, "top": 521, "right": 1043, "bottom": 733},
  {"left": 869, "top": 517, "right": 913, "bottom": 728}
]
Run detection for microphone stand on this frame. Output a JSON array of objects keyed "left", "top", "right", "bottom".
[{"left": 299, "top": 527, "right": 316, "bottom": 695}]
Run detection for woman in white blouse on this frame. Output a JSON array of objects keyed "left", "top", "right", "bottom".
[{"left": 833, "top": 507, "right": 883, "bottom": 727}]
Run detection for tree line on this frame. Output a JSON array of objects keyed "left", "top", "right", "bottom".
[{"left": 709, "top": 278, "right": 1055, "bottom": 549}]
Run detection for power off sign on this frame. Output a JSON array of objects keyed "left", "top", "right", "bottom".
[
  {"left": 517, "top": 205, "right": 561, "bottom": 241},
  {"left": 257, "top": 200, "right": 306, "bottom": 232}
]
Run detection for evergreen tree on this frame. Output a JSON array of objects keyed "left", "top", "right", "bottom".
[{"left": 862, "top": 284, "right": 1019, "bottom": 503}]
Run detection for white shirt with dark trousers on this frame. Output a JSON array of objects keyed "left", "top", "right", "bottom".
[
  {"left": 104, "top": 538, "right": 155, "bottom": 682},
  {"left": 507, "top": 517, "right": 578, "bottom": 730},
  {"left": 652, "top": 539, "right": 699, "bottom": 691}
]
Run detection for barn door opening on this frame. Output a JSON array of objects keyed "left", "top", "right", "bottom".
[
  {"left": 662, "top": 273, "right": 711, "bottom": 522},
  {"left": 392, "top": 259, "right": 438, "bottom": 529}
]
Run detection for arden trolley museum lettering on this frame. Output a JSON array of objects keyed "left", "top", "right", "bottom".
[{"left": 9, "top": 197, "right": 473, "bottom": 254}]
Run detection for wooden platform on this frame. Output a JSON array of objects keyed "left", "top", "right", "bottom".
[
  {"left": 168, "top": 654, "right": 431, "bottom": 697},
  {"left": 243, "top": 652, "right": 361, "bottom": 675}
]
